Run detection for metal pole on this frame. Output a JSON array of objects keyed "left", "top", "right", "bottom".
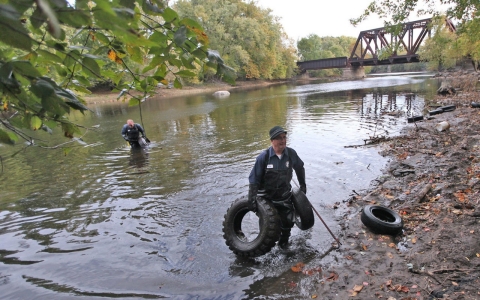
[{"left": 292, "top": 179, "right": 342, "bottom": 246}]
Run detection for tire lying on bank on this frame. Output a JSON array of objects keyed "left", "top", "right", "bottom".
[
  {"left": 222, "top": 197, "right": 281, "bottom": 257},
  {"left": 361, "top": 205, "right": 404, "bottom": 235},
  {"left": 291, "top": 188, "right": 315, "bottom": 230}
]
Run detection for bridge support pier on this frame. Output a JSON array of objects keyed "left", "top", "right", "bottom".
[{"left": 342, "top": 66, "right": 365, "bottom": 79}]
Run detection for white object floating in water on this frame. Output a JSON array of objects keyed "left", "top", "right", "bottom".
[{"left": 212, "top": 90, "right": 230, "bottom": 98}]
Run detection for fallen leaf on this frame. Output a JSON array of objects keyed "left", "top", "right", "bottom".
[
  {"left": 388, "top": 243, "right": 396, "bottom": 248},
  {"left": 412, "top": 237, "right": 417, "bottom": 244},
  {"left": 424, "top": 227, "right": 430, "bottom": 232},
  {"left": 387, "top": 252, "right": 394, "bottom": 259},
  {"left": 361, "top": 244, "right": 368, "bottom": 251},
  {"left": 353, "top": 284, "right": 363, "bottom": 292},
  {"left": 452, "top": 209, "right": 463, "bottom": 215},
  {"left": 291, "top": 262, "right": 305, "bottom": 273},
  {"left": 326, "top": 272, "right": 339, "bottom": 281},
  {"left": 399, "top": 285, "right": 410, "bottom": 293},
  {"left": 311, "top": 295, "right": 317, "bottom": 299},
  {"left": 476, "top": 253, "right": 480, "bottom": 257},
  {"left": 454, "top": 191, "right": 466, "bottom": 202},
  {"left": 345, "top": 255, "right": 353, "bottom": 260},
  {"left": 452, "top": 281, "right": 458, "bottom": 286},
  {"left": 303, "top": 267, "right": 322, "bottom": 276}
]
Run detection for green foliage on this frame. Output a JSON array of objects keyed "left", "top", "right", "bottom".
[
  {"left": 418, "top": 17, "right": 457, "bottom": 70},
  {"left": 0, "top": 0, "right": 235, "bottom": 147},
  {"left": 297, "top": 35, "right": 357, "bottom": 77},
  {"left": 174, "top": 0, "right": 297, "bottom": 80}
]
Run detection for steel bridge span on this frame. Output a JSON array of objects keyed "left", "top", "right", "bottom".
[{"left": 297, "top": 18, "right": 456, "bottom": 77}]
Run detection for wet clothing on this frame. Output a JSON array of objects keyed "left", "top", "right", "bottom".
[
  {"left": 121, "top": 123, "right": 145, "bottom": 148},
  {"left": 249, "top": 146, "right": 306, "bottom": 242}
]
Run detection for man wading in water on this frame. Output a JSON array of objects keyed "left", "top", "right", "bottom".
[
  {"left": 121, "top": 119, "right": 148, "bottom": 148},
  {"left": 248, "top": 126, "right": 307, "bottom": 248}
]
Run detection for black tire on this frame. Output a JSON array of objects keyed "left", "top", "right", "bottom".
[
  {"left": 361, "top": 205, "right": 403, "bottom": 235},
  {"left": 291, "top": 188, "right": 315, "bottom": 230},
  {"left": 407, "top": 115, "right": 424, "bottom": 123},
  {"left": 222, "top": 197, "right": 281, "bottom": 257},
  {"left": 440, "top": 105, "right": 456, "bottom": 112},
  {"left": 428, "top": 109, "right": 443, "bottom": 116}
]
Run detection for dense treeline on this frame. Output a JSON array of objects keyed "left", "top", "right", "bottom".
[{"left": 173, "top": 0, "right": 297, "bottom": 80}]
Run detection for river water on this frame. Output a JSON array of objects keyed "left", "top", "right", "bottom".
[{"left": 0, "top": 74, "right": 438, "bottom": 299}]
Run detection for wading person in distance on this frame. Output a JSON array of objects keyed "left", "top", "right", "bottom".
[
  {"left": 121, "top": 119, "right": 147, "bottom": 148},
  {"left": 248, "top": 126, "right": 307, "bottom": 248}
]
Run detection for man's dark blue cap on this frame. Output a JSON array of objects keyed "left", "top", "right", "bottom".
[{"left": 269, "top": 126, "right": 287, "bottom": 140}]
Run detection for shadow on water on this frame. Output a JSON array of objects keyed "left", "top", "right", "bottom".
[{"left": 0, "top": 75, "right": 439, "bottom": 299}]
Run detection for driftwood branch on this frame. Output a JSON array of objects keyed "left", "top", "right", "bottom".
[{"left": 415, "top": 183, "right": 432, "bottom": 203}]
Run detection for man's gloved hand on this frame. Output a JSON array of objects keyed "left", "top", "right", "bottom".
[
  {"left": 123, "top": 135, "right": 129, "bottom": 141},
  {"left": 248, "top": 184, "right": 259, "bottom": 212},
  {"left": 300, "top": 185, "right": 307, "bottom": 195}
]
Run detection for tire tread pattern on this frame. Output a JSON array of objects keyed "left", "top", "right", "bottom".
[
  {"left": 222, "top": 197, "right": 281, "bottom": 258},
  {"left": 360, "top": 205, "right": 403, "bottom": 235}
]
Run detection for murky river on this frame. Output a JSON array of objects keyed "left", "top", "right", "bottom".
[{"left": 0, "top": 74, "right": 439, "bottom": 299}]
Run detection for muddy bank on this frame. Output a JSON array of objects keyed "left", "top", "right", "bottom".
[
  {"left": 83, "top": 79, "right": 291, "bottom": 105},
  {"left": 319, "top": 92, "right": 480, "bottom": 299}
]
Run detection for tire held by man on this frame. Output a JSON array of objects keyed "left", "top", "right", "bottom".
[
  {"left": 223, "top": 197, "right": 281, "bottom": 257},
  {"left": 291, "top": 188, "right": 315, "bottom": 230},
  {"left": 361, "top": 205, "right": 403, "bottom": 235}
]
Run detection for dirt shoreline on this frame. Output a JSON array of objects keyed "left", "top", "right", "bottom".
[
  {"left": 83, "top": 79, "right": 294, "bottom": 105},
  {"left": 321, "top": 91, "right": 480, "bottom": 299}
]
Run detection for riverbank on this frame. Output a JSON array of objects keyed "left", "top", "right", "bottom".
[
  {"left": 321, "top": 91, "right": 480, "bottom": 299},
  {"left": 83, "top": 79, "right": 292, "bottom": 105}
]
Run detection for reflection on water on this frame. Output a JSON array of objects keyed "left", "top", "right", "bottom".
[{"left": 0, "top": 75, "right": 438, "bottom": 299}]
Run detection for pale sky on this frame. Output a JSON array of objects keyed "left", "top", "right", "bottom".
[{"left": 255, "top": 0, "right": 440, "bottom": 41}]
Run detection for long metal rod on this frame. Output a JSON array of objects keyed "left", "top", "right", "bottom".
[{"left": 310, "top": 204, "right": 342, "bottom": 246}]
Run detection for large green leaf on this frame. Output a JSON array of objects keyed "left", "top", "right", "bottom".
[
  {"left": 128, "top": 98, "right": 140, "bottom": 106},
  {"left": 37, "top": 49, "right": 64, "bottom": 64},
  {"left": 175, "top": 70, "right": 196, "bottom": 77},
  {"left": 0, "top": 62, "right": 21, "bottom": 94},
  {"left": 174, "top": 26, "right": 187, "bottom": 46},
  {"left": 92, "top": 0, "right": 116, "bottom": 16},
  {"left": 0, "top": 4, "right": 32, "bottom": 51},
  {"left": 30, "top": 78, "right": 55, "bottom": 99},
  {"left": 30, "top": 116, "right": 42, "bottom": 130},
  {"left": 11, "top": 60, "right": 42, "bottom": 78},
  {"left": 0, "top": 128, "right": 17, "bottom": 144},
  {"left": 82, "top": 56, "right": 101, "bottom": 77},
  {"left": 41, "top": 95, "right": 69, "bottom": 116},
  {"left": 162, "top": 7, "right": 179, "bottom": 23}
]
